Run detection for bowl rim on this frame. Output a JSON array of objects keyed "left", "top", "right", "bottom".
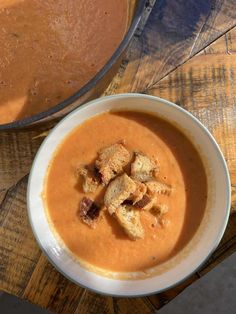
[
  {"left": 0, "top": 0, "right": 147, "bottom": 131},
  {"left": 27, "top": 93, "right": 231, "bottom": 297}
]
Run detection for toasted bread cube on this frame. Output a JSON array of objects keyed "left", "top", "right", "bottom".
[
  {"left": 146, "top": 181, "right": 172, "bottom": 196},
  {"left": 130, "top": 181, "right": 147, "bottom": 204},
  {"left": 131, "top": 152, "right": 157, "bottom": 182},
  {"left": 95, "top": 143, "right": 131, "bottom": 185},
  {"left": 104, "top": 173, "right": 136, "bottom": 214},
  {"left": 77, "top": 166, "right": 99, "bottom": 193},
  {"left": 79, "top": 197, "right": 100, "bottom": 228},
  {"left": 115, "top": 205, "right": 144, "bottom": 240},
  {"left": 134, "top": 194, "right": 156, "bottom": 211}
]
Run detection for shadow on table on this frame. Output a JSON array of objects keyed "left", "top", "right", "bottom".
[{"left": 120, "top": 0, "right": 215, "bottom": 92}]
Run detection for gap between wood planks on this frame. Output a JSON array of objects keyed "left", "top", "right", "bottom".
[{"left": 142, "top": 24, "right": 236, "bottom": 94}]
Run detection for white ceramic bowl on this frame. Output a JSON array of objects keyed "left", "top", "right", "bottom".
[{"left": 27, "top": 94, "right": 231, "bottom": 296}]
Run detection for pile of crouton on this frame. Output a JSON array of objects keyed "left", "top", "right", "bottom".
[{"left": 77, "top": 142, "right": 172, "bottom": 240}]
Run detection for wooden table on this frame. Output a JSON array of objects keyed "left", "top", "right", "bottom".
[{"left": 1, "top": 1, "right": 236, "bottom": 313}]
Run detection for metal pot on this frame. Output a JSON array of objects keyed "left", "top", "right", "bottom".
[{"left": 0, "top": 0, "right": 147, "bottom": 130}]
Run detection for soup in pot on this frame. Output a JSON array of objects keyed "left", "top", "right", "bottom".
[{"left": 0, "top": 0, "right": 128, "bottom": 123}]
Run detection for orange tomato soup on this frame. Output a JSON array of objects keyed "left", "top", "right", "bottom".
[
  {"left": 45, "top": 112, "right": 207, "bottom": 272},
  {"left": 0, "top": 0, "right": 128, "bottom": 123}
]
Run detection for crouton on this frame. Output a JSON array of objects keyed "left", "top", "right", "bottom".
[
  {"left": 146, "top": 181, "right": 172, "bottom": 196},
  {"left": 115, "top": 205, "right": 144, "bottom": 240},
  {"left": 77, "top": 165, "right": 100, "bottom": 193},
  {"left": 134, "top": 195, "right": 156, "bottom": 211},
  {"left": 130, "top": 181, "right": 147, "bottom": 204},
  {"left": 79, "top": 197, "right": 101, "bottom": 227},
  {"left": 131, "top": 152, "right": 158, "bottom": 182},
  {"left": 104, "top": 173, "right": 136, "bottom": 214},
  {"left": 95, "top": 143, "right": 131, "bottom": 185}
]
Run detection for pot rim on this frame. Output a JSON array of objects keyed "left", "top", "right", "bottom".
[{"left": 0, "top": 0, "right": 147, "bottom": 130}]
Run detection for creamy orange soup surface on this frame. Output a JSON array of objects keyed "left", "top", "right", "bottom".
[
  {"left": 0, "top": 0, "right": 128, "bottom": 123},
  {"left": 45, "top": 112, "right": 207, "bottom": 273}
]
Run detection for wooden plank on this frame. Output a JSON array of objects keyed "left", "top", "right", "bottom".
[
  {"left": 0, "top": 177, "right": 41, "bottom": 296},
  {"left": 74, "top": 292, "right": 156, "bottom": 314},
  {"left": 105, "top": 0, "right": 236, "bottom": 95},
  {"left": 74, "top": 292, "right": 115, "bottom": 314},
  {"left": 23, "top": 255, "right": 85, "bottom": 313},
  {"left": 0, "top": 125, "right": 53, "bottom": 193}
]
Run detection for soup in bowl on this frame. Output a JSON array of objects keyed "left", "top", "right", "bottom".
[{"left": 27, "top": 94, "right": 230, "bottom": 296}]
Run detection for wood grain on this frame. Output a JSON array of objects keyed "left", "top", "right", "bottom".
[
  {"left": 0, "top": 177, "right": 41, "bottom": 296},
  {"left": 23, "top": 255, "right": 85, "bottom": 313},
  {"left": 105, "top": 0, "right": 236, "bottom": 95},
  {"left": 0, "top": 125, "right": 53, "bottom": 194},
  {"left": 1, "top": 1, "right": 236, "bottom": 313}
]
